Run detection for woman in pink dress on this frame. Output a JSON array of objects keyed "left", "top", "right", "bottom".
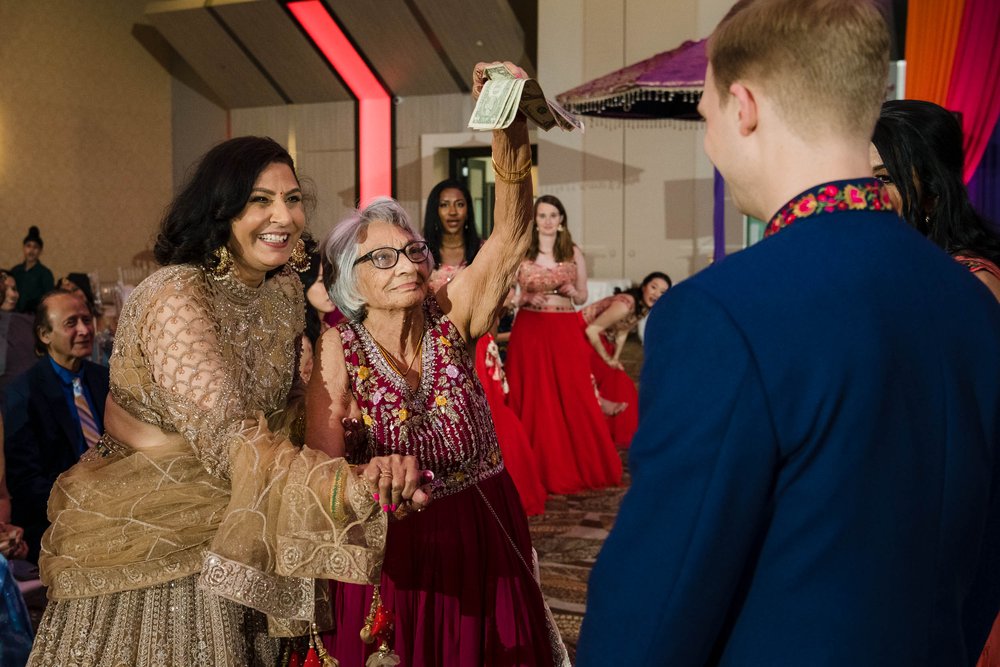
[
  {"left": 505, "top": 194, "right": 622, "bottom": 495},
  {"left": 424, "top": 179, "right": 479, "bottom": 292},
  {"left": 580, "top": 271, "right": 671, "bottom": 448},
  {"left": 425, "top": 179, "right": 547, "bottom": 516},
  {"left": 307, "top": 63, "right": 567, "bottom": 667}
]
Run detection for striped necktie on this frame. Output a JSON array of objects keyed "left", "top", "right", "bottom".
[{"left": 72, "top": 377, "right": 101, "bottom": 450}]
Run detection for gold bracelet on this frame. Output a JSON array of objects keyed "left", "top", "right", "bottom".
[{"left": 492, "top": 158, "right": 532, "bottom": 183}]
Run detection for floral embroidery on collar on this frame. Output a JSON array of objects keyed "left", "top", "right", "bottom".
[{"left": 765, "top": 179, "right": 894, "bottom": 238}]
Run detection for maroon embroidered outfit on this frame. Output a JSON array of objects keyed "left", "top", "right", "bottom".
[{"left": 324, "top": 296, "right": 563, "bottom": 667}]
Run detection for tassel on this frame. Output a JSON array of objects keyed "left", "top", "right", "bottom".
[
  {"left": 302, "top": 648, "right": 321, "bottom": 667},
  {"left": 361, "top": 585, "right": 399, "bottom": 667},
  {"left": 365, "top": 642, "right": 401, "bottom": 667},
  {"left": 310, "top": 622, "right": 339, "bottom": 667}
]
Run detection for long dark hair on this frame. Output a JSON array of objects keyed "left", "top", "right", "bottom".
[
  {"left": 619, "top": 271, "right": 672, "bottom": 318},
  {"left": 872, "top": 100, "right": 1000, "bottom": 264},
  {"left": 423, "top": 179, "right": 480, "bottom": 266},
  {"left": 154, "top": 136, "right": 308, "bottom": 270},
  {"left": 528, "top": 194, "right": 575, "bottom": 262}
]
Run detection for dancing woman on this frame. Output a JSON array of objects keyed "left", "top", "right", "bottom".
[
  {"left": 424, "top": 179, "right": 481, "bottom": 291},
  {"left": 308, "top": 62, "right": 567, "bottom": 667},
  {"left": 505, "top": 194, "right": 622, "bottom": 494},
  {"left": 581, "top": 271, "right": 671, "bottom": 447},
  {"left": 27, "top": 137, "right": 424, "bottom": 666}
]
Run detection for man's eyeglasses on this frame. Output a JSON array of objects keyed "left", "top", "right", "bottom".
[{"left": 354, "top": 241, "right": 430, "bottom": 270}]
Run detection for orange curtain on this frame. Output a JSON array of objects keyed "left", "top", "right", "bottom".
[{"left": 905, "top": 0, "right": 966, "bottom": 104}]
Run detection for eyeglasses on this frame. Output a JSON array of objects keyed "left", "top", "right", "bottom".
[{"left": 354, "top": 240, "right": 430, "bottom": 269}]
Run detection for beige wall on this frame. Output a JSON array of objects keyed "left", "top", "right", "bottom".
[
  {"left": 537, "top": 0, "right": 740, "bottom": 283},
  {"left": 0, "top": 0, "right": 738, "bottom": 291},
  {"left": 0, "top": 0, "right": 173, "bottom": 284},
  {"left": 232, "top": 93, "right": 475, "bottom": 241}
]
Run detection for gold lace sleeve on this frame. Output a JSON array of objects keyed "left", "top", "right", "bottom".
[{"left": 138, "top": 278, "right": 249, "bottom": 479}]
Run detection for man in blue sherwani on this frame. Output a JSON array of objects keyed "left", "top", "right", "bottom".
[{"left": 577, "top": 0, "right": 1000, "bottom": 665}]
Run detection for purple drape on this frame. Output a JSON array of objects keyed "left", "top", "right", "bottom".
[
  {"left": 944, "top": 0, "right": 1000, "bottom": 182},
  {"left": 713, "top": 168, "right": 726, "bottom": 262},
  {"left": 968, "top": 118, "right": 1000, "bottom": 228}
]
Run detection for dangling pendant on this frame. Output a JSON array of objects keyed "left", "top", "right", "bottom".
[
  {"left": 362, "top": 585, "right": 400, "bottom": 667},
  {"left": 310, "top": 622, "right": 339, "bottom": 667}
]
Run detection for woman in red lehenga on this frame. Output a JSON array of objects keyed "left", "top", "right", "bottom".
[
  {"left": 475, "top": 323, "right": 547, "bottom": 516},
  {"left": 307, "top": 63, "right": 568, "bottom": 667},
  {"left": 580, "top": 271, "right": 671, "bottom": 448},
  {"left": 424, "top": 180, "right": 547, "bottom": 516},
  {"left": 505, "top": 194, "right": 622, "bottom": 495},
  {"left": 872, "top": 99, "right": 1000, "bottom": 666}
]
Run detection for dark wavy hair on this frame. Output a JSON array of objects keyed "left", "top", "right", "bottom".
[
  {"left": 154, "top": 136, "right": 309, "bottom": 270},
  {"left": 528, "top": 194, "right": 575, "bottom": 262},
  {"left": 423, "top": 179, "right": 480, "bottom": 266},
  {"left": 872, "top": 100, "right": 1000, "bottom": 265},
  {"left": 619, "top": 271, "right": 673, "bottom": 317}
]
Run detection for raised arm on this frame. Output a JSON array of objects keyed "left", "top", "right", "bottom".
[{"left": 443, "top": 62, "right": 534, "bottom": 340}]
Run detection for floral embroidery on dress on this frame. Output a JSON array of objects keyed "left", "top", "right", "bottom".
[
  {"left": 765, "top": 179, "right": 894, "bottom": 238},
  {"left": 337, "top": 296, "right": 504, "bottom": 500}
]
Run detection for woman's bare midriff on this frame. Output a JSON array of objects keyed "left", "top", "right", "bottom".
[
  {"left": 103, "top": 397, "right": 188, "bottom": 453},
  {"left": 521, "top": 292, "right": 576, "bottom": 312}
]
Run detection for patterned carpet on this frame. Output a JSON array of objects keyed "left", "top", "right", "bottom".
[
  {"left": 529, "top": 454, "right": 630, "bottom": 663},
  {"left": 529, "top": 335, "right": 642, "bottom": 662}
]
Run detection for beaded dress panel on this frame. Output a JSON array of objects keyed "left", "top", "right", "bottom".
[
  {"left": 337, "top": 295, "right": 504, "bottom": 497},
  {"left": 517, "top": 259, "right": 577, "bottom": 295}
]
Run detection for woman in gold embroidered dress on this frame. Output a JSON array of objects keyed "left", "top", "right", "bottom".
[{"left": 27, "top": 137, "right": 426, "bottom": 666}]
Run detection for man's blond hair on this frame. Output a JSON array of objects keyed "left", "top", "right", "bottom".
[{"left": 708, "top": 0, "right": 889, "bottom": 140}]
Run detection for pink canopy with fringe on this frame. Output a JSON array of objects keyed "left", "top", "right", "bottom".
[{"left": 556, "top": 39, "right": 707, "bottom": 119}]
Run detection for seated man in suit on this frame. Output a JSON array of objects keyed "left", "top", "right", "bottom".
[
  {"left": 3, "top": 290, "right": 109, "bottom": 562},
  {"left": 578, "top": 1, "right": 1000, "bottom": 665}
]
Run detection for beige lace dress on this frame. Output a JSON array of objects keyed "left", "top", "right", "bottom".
[{"left": 28, "top": 264, "right": 386, "bottom": 667}]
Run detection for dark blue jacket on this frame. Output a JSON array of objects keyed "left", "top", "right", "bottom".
[
  {"left": 578, "top": 207, "right": 1000, "bottom": 666},
  {"left": 3, "top": 356, "right": 109, "bottom": 562}
]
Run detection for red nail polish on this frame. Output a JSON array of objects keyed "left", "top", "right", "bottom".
[
  {"left": 390, "top": 504, "right": 398, "bottom": 512},
  {"left": 372, "top": 493, "right": 379, "bottom": 501}
]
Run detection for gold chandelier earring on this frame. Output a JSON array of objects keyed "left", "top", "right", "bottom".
[
  {"left": 288, "top": 238, "right": 311, "bottom": 272},
  {"left": 210, "top": 245, "right": 234, "bottom": 280}
]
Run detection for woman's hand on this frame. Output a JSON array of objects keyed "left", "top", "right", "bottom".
[
  {"left": 521, "top": 292, "right": 549, "bottom": 309},
  {"left": 557, "top": 283, "right": 579, "bottom": 300},
  {"left": 0, "top": 522, "right": 27, "bottom": 560},
  {"left": 472, "top": 61, "right": 529, "bottom": 100},
  {"left": 358, "top": 454, "right": 432, "bottom": 515}
]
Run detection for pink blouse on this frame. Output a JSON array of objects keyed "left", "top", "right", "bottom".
[{"left": 517, "top": 259, "right": 576, "bottom": 294}]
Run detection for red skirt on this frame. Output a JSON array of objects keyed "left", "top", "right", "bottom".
[
  {"left": 323, "top": 472, "right": 555, "bottom": 667},
  {"left": 475, "top": 336, "right": 548, "bottom": 516},
  {"left": 505, "top": 309, "right": 622, "bottom": 494},
  {"left": 588, "top": 337, "right": 639, "bottom": 448},
  {"left": 978, "top": 613, "right": 1000, "bottom": 667}
]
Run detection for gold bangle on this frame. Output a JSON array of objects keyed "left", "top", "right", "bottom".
[{"left": 492, "top": 158, "right": 532, "bottom": 183}]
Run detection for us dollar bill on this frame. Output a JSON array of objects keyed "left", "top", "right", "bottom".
[{"left": 469, "top": 65, "right": 583, "bottom": 132}]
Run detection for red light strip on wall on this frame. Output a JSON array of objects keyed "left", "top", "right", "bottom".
[{"left": 287, "top": 0, "right": 392, "bottom": 204}]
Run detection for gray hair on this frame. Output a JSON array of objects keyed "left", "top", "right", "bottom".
[{"left": 319, "top": 197, "right": 428, "bottom": 322}]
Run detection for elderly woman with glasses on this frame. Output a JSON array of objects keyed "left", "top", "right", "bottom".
[{"left": 306, "top": 62, "right": 567, "bottom": 667}]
